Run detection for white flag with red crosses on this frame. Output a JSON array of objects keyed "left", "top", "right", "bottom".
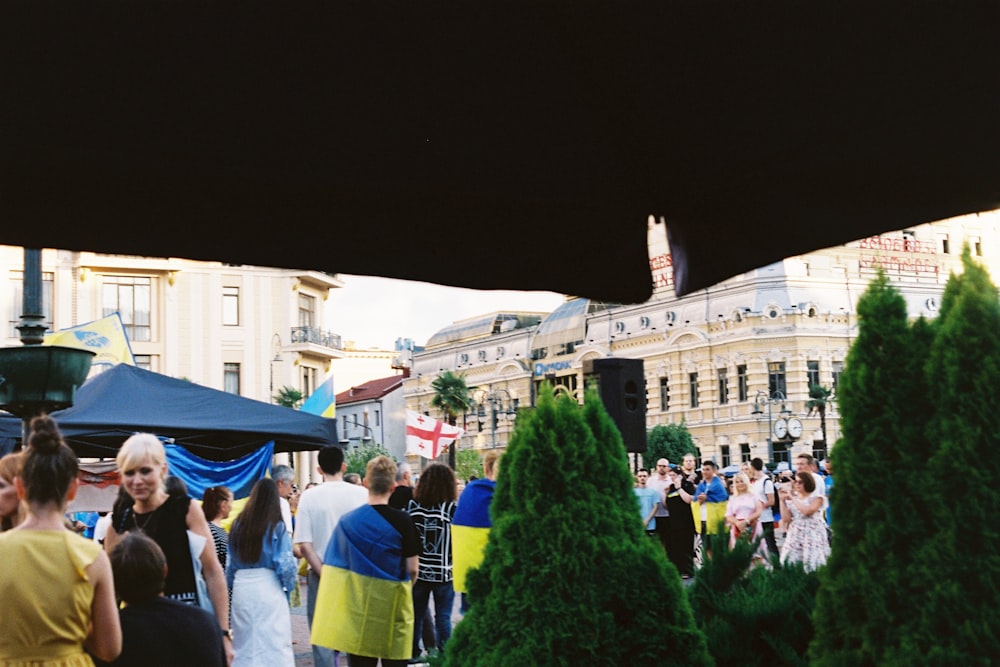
[{"left": 405, "top": 410, "right": 464, "bottom": 460}]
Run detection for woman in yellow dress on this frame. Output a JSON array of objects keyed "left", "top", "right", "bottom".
[{"left": 0, "top": 415, "right": 121, "bottom": 665}]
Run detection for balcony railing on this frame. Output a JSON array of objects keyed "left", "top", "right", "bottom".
[{"left": 289, "top": 326, "right": 342, "bottom": 351}]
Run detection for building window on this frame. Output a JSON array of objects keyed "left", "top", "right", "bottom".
[
  {"left": 807, "top": 360, "right": 820, "bottom": 388},
  {"left": 813, "top": 440, "right": 827, "bottom": 462},
  {"left": 717, "top": 368, "right": 728, "bottom": 405},
  {"left": 689, "top": 372, "right": 699, "bottom": 408},
  {"left": 8, "top": 271, "right": 54, "bottom": 338},
  {"left": 768, "top": 362, "right": 787, "bottom": 397},
  {"left": 103, "top": 276, "right": 152, "bottom": 342},
  {"left": 133, "top": 355, "right": 153, "bottom": 371},
  {"left": 222, "top": 286, "right": 239, "bottom": 326},
  {"left": 737, "top": 365, "right": 748, "bottom": 402},
  {"left": 223, "top": 363, "right": 241, "bottom": 394},
  {"left": 832, "top": 361, "right": 844, "bottom": 393},
  {"left": 301, "top": 366, "right": 318, "bottom": 398},
  {"left": 298, "top": 293, "right": 316, "bottom": 329},
  {"left": 772, "top": 441, "right": 791, "bottom": 464},
  {"left": 374, "top": 409, "right": 381, "bottom": 427},
  {"left": 741, "top": 443, "right": 751, "bottom": 463},
  {"left": 659, "top": 377, "right": 669, "bottom": 411},
  {"left": 940, "top": 234, "right": 950, "bottom": 254},
  {"left": 971, "top": 236, "right": 983, "bottom": 256},
  {"left": 720, "top": 444, "right": 731, "bottom": 468}
]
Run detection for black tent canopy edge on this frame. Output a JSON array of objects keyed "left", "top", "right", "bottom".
[{"left": 3, "top": 0, "right": 999, "bottom": 303}]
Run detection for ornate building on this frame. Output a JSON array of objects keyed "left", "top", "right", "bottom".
[{"left": 405, "top": 210, "right": 1000, "bottom": 467}]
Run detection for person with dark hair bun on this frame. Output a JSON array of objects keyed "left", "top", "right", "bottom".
[{"left": 0, "top": 414, "right": 122, "bottom": 664}]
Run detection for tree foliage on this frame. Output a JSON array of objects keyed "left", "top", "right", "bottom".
[
  {"left": 444, "top": 385, "right": 711, "bottom": 667},
  {"left": 644, "top": 422, "right": 697, "bottom": 469},
  {"left": 688, "top": 538, "right": 820, "bottom": 667},
  {"left": 344, "top": 441, "right": 395, "bottom": 477},
  {"left": 273, "top": 385, "right": 303, "bottom": 408},
  {"left": 431, "top": 371, "right": 472, "bottom": 469},
  {"left": 454, "top": 448, "right": 484, "bottom": 483}
]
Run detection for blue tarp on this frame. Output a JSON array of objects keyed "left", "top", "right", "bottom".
[{"left": 0, "top": 364, "right": 338, "bottom": 461}]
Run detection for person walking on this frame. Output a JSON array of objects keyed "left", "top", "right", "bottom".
[
  {"left": 452, "top": 449, "right": 502, "bottom": 613},
  {"left": 271, "top": 465, "right": 296, "bottom": 539},
  {"left": 226, "top": 478, "right": 297, "bottom": 667},
  {"left": 102, "top": 532, "right": 225, "bottom": 666},
  {"left": 202, "top": 486, "right": 234, "bottom": 570},
  {"left": 0, "top": 415, "right": 121, "bottom": 665},
  {"left": 312, "top": 456, "right": 419, "bottom": 667},
  {"left": 749, "top": 458, "right": 779, "bottom": 559},
  {"left": 105, "top": 433, "right": 232, "bottom": 664},
  {"left": 292, "top": 446, "right": 367, "bottom": 667},
  {"left": 406, "top": 463, "right": 458, "bottom": 662},
  {"left": 778, "top": 472, "right": 830, "bottom": 572}
]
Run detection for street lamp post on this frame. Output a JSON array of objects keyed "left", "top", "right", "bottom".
[
  {"left": 472, "top": 387, "right": 518, "bottom": 449},
  {"left": 269, "top": 333, "right": 282, "bottom": 403},
  {"left": 751, "top": 389, "right": 792, "bottom": 463}
]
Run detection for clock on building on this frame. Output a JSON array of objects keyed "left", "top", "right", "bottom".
[
  {"left": 772, "top": 418, "right": 788, "bottom": 439},
  {"left": 787, "top": 417, "right": 804, "bottom": 439}
]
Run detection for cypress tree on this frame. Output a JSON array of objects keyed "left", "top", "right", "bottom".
[
  {"left": 811, "top": 270, "right": 934, "bottom": 665},
  {"left": 443, "top": 385, "right": 711, "bottom": 667},
  {"left": 913, "top": 249, "right": 1000, "bottom": 665}
]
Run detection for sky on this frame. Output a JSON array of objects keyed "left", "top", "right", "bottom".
[{"left": 326, "top": 275, "right": 568, "bottom": 350}]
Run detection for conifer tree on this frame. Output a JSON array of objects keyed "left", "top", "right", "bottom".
[
  {"left": 913, "top": 248, "right": 1000, "bottom": 663},
  {"left": 811, "top": 271, "right": 934, "bottom": 665},
  {"left": 444, "top": 385, "right": 711, "bottom": 667}
]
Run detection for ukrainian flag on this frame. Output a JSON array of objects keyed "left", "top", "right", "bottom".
[
  {"left": 311, "top": 504, "right": 413, "bottom": 660},
  {"left": 300, "top": 374, "right": 335, "bottom": 418},
  {"left": 451, "top": 478, "right": 496, "bottom": 593}
]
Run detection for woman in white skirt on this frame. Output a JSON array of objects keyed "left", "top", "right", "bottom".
[{"left": 226, "top": 478, "right": 298, "bottom": 666}]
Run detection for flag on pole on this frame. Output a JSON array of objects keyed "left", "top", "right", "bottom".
[
  {"left": 406, "top": 410, "right": 464, "bottom": 460},
  {"left": 300, "top": 374, "right": 335, "bottom": 418},
  {"left": 43, "top": 312, "right": 135, "bottom": 375}
]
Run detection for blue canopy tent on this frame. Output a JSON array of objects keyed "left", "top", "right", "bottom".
[{"left": 0, "top": 364, "right": 338, "bottom": 462}]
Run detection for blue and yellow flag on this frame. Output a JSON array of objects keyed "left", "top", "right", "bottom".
[
  {"left": 312, "top": 504, "right": 413, "bottom": 660},
  {"left": 43, "top": 312, "right": 135, "bottom": 375},
  {"left": 451, "top": 478, "right": 496, "bottom": 593},
  {"left": 300, "top": 373, "right": 335, "bottom": 418}
]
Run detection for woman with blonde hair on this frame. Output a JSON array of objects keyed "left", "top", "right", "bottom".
[
  {"left": 0, "top": 452, "right": 25, "bottom": 532},
  {"left": 0, "top": 415, "right": 121, "bottom": 664},
  {"left": 105, "top": 433, "right": 232, "bottom": 663},
  {"left": 724, "top": 472, "right": 764, "bottom": 556}
]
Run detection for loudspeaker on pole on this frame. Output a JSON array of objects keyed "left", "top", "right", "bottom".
[{"left": 583, "top": 357, "right": 647, "bottom": 453}]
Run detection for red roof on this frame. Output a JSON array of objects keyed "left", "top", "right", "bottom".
[{"left": 335, "top": 374, "right": 405, "bottom": 406}]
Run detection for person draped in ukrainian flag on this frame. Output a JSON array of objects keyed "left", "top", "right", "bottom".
[
  {"left": 311, "top": 456, "right": 419, "bottom": 667},
  {"left": 451, "top": 449, "right": 502, "bottom": 612}
]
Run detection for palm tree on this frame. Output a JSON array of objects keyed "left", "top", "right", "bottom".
[
  {"left": 274, "top": 385, "right": 304, "bottom": 408},
  {"left": 430, "top": 371, "right": 472, "bottom": 469},
  {"left": 806, "top": 383, "right": 834, "bottom": 446}
]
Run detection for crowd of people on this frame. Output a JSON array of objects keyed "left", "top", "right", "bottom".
[
  {"left": 633, "top": 452, "right": 833, "bottom": 574},
  {"left": 1, "top": 413, "right": 834, "bottom": 667}
]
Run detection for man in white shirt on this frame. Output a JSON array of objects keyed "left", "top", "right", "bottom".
[
  {"left": 796, "top": 452, "right": 828, "bottom": 517},
  {"left": 748, "top": 457, "right": 778, "bottom": 559},
  {"left": 293, "top": 447, "right": 367, "bottom": 667}
]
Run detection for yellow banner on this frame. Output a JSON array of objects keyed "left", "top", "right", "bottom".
[{"left": 43, "top": 313, "right": 135, "bottom": 373}]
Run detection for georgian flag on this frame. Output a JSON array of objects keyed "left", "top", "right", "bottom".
[{"left": 405, "top": 410, "right": 464, "bottom": 459}]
